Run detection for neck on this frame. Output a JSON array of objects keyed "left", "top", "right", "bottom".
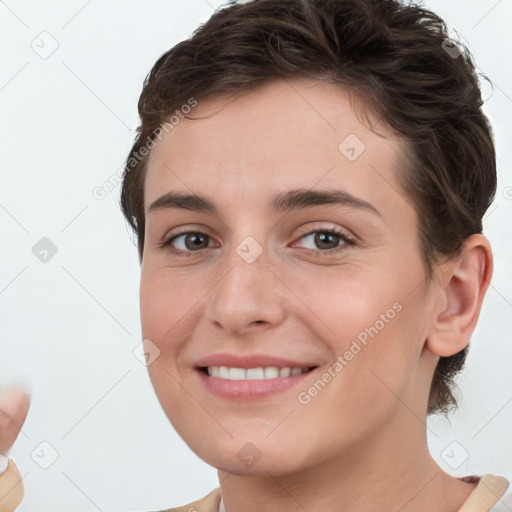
[{"left": 217, "top": 411, "right": 477, "bottom": 512}]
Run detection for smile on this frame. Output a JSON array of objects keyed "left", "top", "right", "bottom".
[
  {"left": 196, "top": 364, "right": 318, "bottom": 400},
  {"left": 204, "top": 366, "right": 313, "bottom": 380}
]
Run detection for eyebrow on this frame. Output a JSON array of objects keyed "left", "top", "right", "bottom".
[{"left": 148, "top": 188, "right": 382, "bottom": 218}]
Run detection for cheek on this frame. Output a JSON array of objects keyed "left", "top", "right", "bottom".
[
  {"left": 302, "top": 265, "right": 422, "bottom": 407},
  {"left": 139, "top": 268, "right": 195, "bottom": 343},
  {"left": 139, "top": 270, "right": 197, "bottom": 429},
  {"left": 139, "top": 269, "right": 205, "bottom": 404},
  {"left": 293, "top": 309, "right": 420, "bottom": 446}
]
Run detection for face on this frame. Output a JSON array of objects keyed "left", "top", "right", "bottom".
[{"left": 139, "top": 78, "right": 439, "bottom": 476}]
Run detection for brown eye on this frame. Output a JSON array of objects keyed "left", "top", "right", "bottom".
[
  {"left": 295, "top": 228, "right": 355, "bottom": 256},
  {"left": 180, "top": 233, "right": 210, "bottom": 251},
  {"left": 159, "top": 230, "right": 214, "bottom": 255},
  {"left": 311, "top": 232, "right": 341, "bottom": 250}
]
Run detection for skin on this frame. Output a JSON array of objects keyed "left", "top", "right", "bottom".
[
  {"left": 0, "top": 77, "right": 493, "bottom": 511},
  {"left": 0, "top": 386, "right": 30, "bottom": 457},
  {"left": 139, "top": 78, "right": 493, "bottom": 511}
]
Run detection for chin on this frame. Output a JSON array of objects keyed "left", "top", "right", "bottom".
[{"left": 184, "top": 435, "right": 311, "bottom": 476}]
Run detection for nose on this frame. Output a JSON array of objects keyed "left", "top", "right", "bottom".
[{"left": 204, "top": 250, "right": 289, "bottom": 337}]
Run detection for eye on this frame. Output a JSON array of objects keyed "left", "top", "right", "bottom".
[
  {"left": 293, "top": 227, "right": 355, "bottom": 257},
  {"left": 157, "top": 230, "right": 217, "bottom": 257},
  {"left": 157, "top": 226, "right": 356, "bottom": 258}
]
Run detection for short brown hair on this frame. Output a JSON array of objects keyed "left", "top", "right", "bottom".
[{"left": 120, "top": 0, "right": 496, "bottom": 416}]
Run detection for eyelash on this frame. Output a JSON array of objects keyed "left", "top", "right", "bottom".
[{"left": 157, "top": 227, "right": 356, "bottom": 258}]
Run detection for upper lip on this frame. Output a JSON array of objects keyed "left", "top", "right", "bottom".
[{"left": 195, "top": 352, "right": 318, "bottom": 370}]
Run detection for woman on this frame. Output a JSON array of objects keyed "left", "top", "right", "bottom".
[{"left": 1, "top": 0, "right": 510, "bottom": 510}]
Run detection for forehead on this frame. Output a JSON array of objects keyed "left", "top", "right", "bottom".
[{"left": 144, "top": 78, "right": 410, "bottom": 218}]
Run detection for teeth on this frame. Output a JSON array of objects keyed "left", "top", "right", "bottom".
[
  {"left": 279, "top": 367, "right": 291, "bottom": 377},
  {"left": 229, "top": 367, "right": 246, "bottom": 380},
  {"left": 218, "top": 366, "right": 230, "bottom": 379},
  {"left": 247, "top": 367, "right": 265, "bottom": 379},
  {"left": 206, "top": 366, "right": 308, "bottom": 380},
  {"left": 264, "top": 366, "right": 279, "bottom": 379}
]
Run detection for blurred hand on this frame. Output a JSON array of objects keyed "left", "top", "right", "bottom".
[{"left": 0, "top": 384, "right": 31, "bottom": 457}]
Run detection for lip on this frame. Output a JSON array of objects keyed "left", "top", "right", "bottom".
[
  {"left": 194, "top": 352, "right": 318, "bottom": 401},
  {"left": 194, "top": 352, "right": 317, "bottom": 370},
  {"left": 196, "top": 368, "right": 316, "bottom": 400}
]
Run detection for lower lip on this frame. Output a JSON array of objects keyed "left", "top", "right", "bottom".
[{"left": 196, "top": 368, "right": 315, "bottom": 400}]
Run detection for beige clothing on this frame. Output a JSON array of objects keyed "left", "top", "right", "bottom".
[
  {"left": 162, "top": 476, "right": 512, "bottom": 512},
  {"left": 0, "top": 457, "right": 510, "bottom": 512}
]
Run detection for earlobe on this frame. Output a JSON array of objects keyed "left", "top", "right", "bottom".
[{"left": 426, "top": 234, "right": 493, "bottom": 358}]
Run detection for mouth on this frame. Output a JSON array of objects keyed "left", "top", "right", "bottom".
[
  {"left": 198, "top": 365, "right": 317, "bottom": 380},
  {"left": 195, "top": 363, "right": 319, "bottom": 400}
]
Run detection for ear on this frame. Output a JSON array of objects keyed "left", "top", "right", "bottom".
[{"left": 426, "top": 234, "right": 493, "bottom": 357}]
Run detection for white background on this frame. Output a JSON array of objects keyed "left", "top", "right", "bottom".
[{"left": 1, "top": 1, "right": 511, "bottom": 510}]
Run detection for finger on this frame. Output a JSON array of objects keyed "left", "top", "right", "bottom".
[{"left": 0, "top": 385, "right": 31, "bottom": 455}]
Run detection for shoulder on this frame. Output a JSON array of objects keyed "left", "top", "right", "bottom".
[
  {"left": 0, "top": 458, "right": 24, "bottom": 512},
  {"left": 477, "top": 474, "right": 511, "bottom": 512},
  {"left": 152, "top": 487, "right": 222, "bottom": 512},
  {"left": 489, "top": 491, "right": 512, "bottom": 512}
]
